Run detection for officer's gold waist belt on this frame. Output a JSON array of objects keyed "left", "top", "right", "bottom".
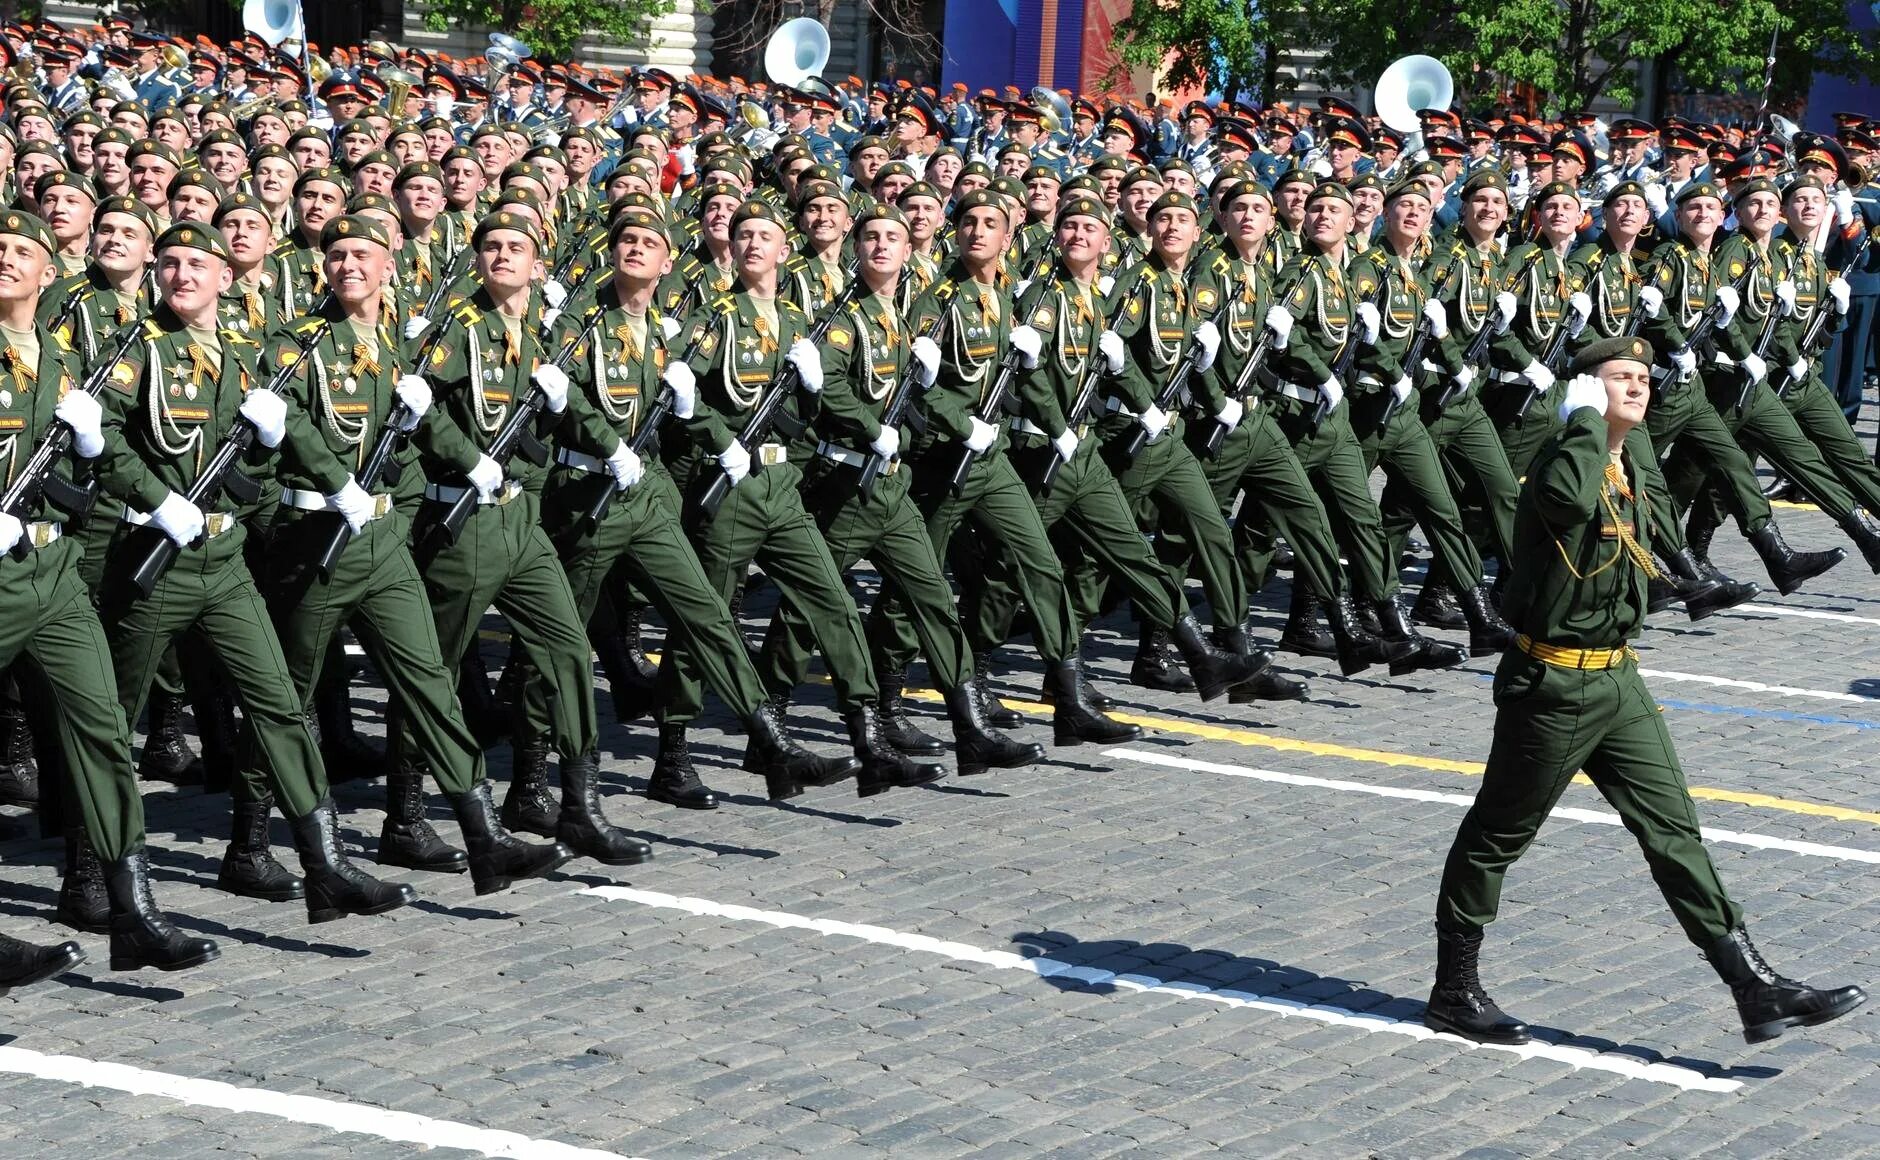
[
  {"left": 423, "top": 481, "right": 521, "bottom": 507},
  {"left": 1513, "top": 633, "right": 1638, "bottom": 670},
  {"left": 280, "top": 488, "right": 393, "bottom": 520},
  {"left": 121, "top": 507, "right": 235, "bottom": 539}
]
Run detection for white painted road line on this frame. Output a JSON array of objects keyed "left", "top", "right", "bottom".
[
  {"left": 1749, "top": 604, "right": 1880, "bottom": 629},
  {"left": 1640, "top": 668, "right": 1878, "bottom": 705},
  {"left": 581, "top": 886, "right": 1742, "bottom": 1093},
  {"left": 1105, "top": 748, "right": 1880, "bottom": 865},
  {"left": 0, "top": 1047, "right": 637, "bottom": 1160}
]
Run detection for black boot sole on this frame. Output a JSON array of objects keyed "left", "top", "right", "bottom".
[
  {"left": 214, "top": 873, "right": 307, "bottom": 902},
  {"left": 1684, "top": 582, "right": 1762, "bottom": 621},
  {"left": 472, "top": 846, "right": 575, "bottom": 896},
  {"left": 307, "top": 885, "right": 417, "bottom": 924},
  {"left": 557, "top": 834, "right": 654, "bottom": 867},
  {"left": 647, "top": 783, "right": 719, "bottom": 810},
  {"left": 1421, "top": 1005, "right": 1531, "bottom": 1045},
  {"left": 1052, "top": 720, "right": 1143, "bottom": 746},
  {"left": 1743, "top": 989, "right": 1868, "bottom": 1044},
  {"left": 957, "top": 741, "right": 1045, "bottom": 777},
  {"left": 377, "top": 851, "right": 469, "bottom": 874},
  {"left": 1129, "top": 666, "right": 1196, "bottom": 693},
  {"left": 1279, "top": 633, "right": 1338, "bottom": 659},
  {"left": 1388, "top": 645, "right": 1471, "bottom": 677},
  {"left": 0, "top": 945, "right": 84, "bottom": 992},
  {"left": 1766, "top": 548, "right": 1847, "bottom": 596},
  {"left": 111, "top": 943, "right": 219, "bottom": 973}
]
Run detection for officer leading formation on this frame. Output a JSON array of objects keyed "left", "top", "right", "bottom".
[{"left": 0, "top": 16, "right": 1869, "bottom": 1049}]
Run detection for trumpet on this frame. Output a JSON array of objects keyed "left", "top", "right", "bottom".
[
  {"left": 230, "top": 94, "right": 279, "bottom": 120},
  {"left": 377, "top": 63, "right": 422, "bottom": 120}
]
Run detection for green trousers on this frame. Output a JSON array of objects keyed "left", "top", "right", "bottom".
[
  {"left": 254, "top": 506, "right": 483, "bottom": 797},
  {"left": 1265, "top": 398, "right": 1395, "bottom": 601},
  {"left": 1780, "top": 377, "right": 1880, "bottom": 514},
  {"left": 411, "top": 491, "right": 598, "bottom": 760},
  {"left": 1351, "top": 390, "right": 1485, "bottom": 591},
  {"left": 1480, "top": 377, "right": 1565, "bottom": 481},
  {"left": 1386, "top": 391, "right": 1519, "bottom": 571},
  {"left": 759, "top": 460, "right": 973, "bottom": 694},
  {"left": 1641, "top": 376, "right": 1772, "bottom": 539},
  {"left": 541, "top": 463, "right": 769, "bottom": 720},
  {"left": 1664, "top": 371, "right": 1856, "bottom": 523},
  {"left": 659, "top": 459, "right": 877, "bottom": 722},
  {"left": 973, "top": 437, "right": 1181, "bottom": 650},
  {"left": 876, "top": 442, "right": 1078, "bottom": 668},
  {"left": 0, "top": 538, "right": 145, "bottom": 860},
  {"left": 1435, "top": 650, "right": 1742, "bottom": 949},
  {"left": 97, "top": 524, "right": 328, "bottom": 818}
]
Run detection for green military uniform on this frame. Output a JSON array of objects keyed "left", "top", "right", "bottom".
[
  {"left": 43, "top": 265, "right": 150, "bottom": 363},
  {"left": 1479, "top": 237, "right": 1576, "bottom": 478},
  {"left": 1768, "top": 233, "right": 1880, "bottom": 515}
]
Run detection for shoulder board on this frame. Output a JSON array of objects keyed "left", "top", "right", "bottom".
[
  {"left": 932, "top": 280, "right": 958, "bottom": 302},
  {"left": 52, "top": 329, "right": 74, "bottom": 354},
  {"left": 140, "top": 318, "right": 165, "bottom": 341},
  {"left": 707, "top": 295, "right": 737, "bottom": 316},
  {"left": 223, "top": 328, "right": 256, "bottom": 347},
  {"left": 451, "top": 302, "right": 483, "bottom": 326},
  {"left": 783, "top": 253, "right": 810, "bottom": 273},
  {"left": 781, "top": 299, "right": 807, "bottom": 316},
  {"left": 292, "top": 317, "right": 326, "bottom": 335}
]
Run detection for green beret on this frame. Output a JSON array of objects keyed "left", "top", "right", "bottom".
[
  {"left": 1120, "top": 166, "right": 1162, "bottom": 191},
  {"left": 731, "top": 199, "right": 788, "bottom": 231},
  {"left": 950, "top": 188, "right": 1007, "bottom": 222},
  {"left": 126, "top": 139, "right": 181, "bottom": 168},
  {"left": 523, "top": 144, "right": 567, "bottom": 166},
  {"left": 167, "top": 168, "right": 223, "bottom": 199},
  {"left": 1148, "top": 190, "right": 1199, "bottom": 219},
  {"left": 395, "top": 161, "right": 444, "bottom": 188},
  {"left": 988, "top": 175, "right": 1026, "bottom": 202},
  {"left": 693, "top": 179, "right": 743, "bottom": 211},
  {"left": 1532, "top": 179, "right": 1580, "bottom": 205},
  {"left": 1304, "top": 181, "right": 1352, "bottom": 207},
  {"left": 1405, "top": 160, "right": 1446, "bottom": 183},
  {"left": 1086, "top": 155, "right": 1129, "bottom": 177},
  {"left": 345, "top": 192, "right": 398, "bottom": 217},
  {"left": 155, "top": 220, "right": 231, "bottom": 262},
  {"left": 1784, "top": 175, "right": 1827, "bottom": 201},
  {"left": 1159, "top": 158, "right": 1196, "bottom": 179},
  {"left": 1383, "top": 179, "right": 1429, "bottom": 204},
  {"left": 1603, "top": 179, "right": 1647, "bottom": 208},
  {"left": 1569, "top": 334, "right": 1654, "bottom": 375},
  {"left": 1055, "top": 194, "right": 1111, "bottom": 229},
  {"left": 874, "top": 160, "right": 917, "bottom": 183},
  {"left": 353, "top": 149, "right": 398, "bottom": 172},
  {"left": 1210, "top": 160, "right": 1252, "bottom": 191},
  {"left": 471, "top": 208, "right": 544, "bottom": 252},
  {"left": 608, "top": 192, "right": 671, "bottom": 246},
  {"left": 490, "top": 187, "right": 543, "bottom": 214},
  {"left": 196, "top": 128, "right": 245, "bottom": 153},
  {"left": 1221, "top": 178, "right": 1272, "bottom": 206},
  {"left": 803, "top": 163, "right": 841, "bottom": 184},
  {"left": 294, "top": 165, "right": 350, "bottom": 195},
  {"left": 997, "top": 142, "right": 1031, "bottom": 160},
  {"left": 0, "top": 209, "right": 56, "bottom": 258},
  {"left": 249, "top": 144, "right": 294, "bottom": 167},
  {"left": 560, "top": 126, "right": 605, "bottom": 149},
  {"left": 847, "top": 135, "right": 888, "bottom": 158},
  {"left": 321, "top": 213, "right": 393, "bottom": 251},
  {"left": 469, "top": 123, "right": 507, "bottom": 143},
  {"left": 1349, "top": 172, "right": 1383, "bottom": 193},
  {"left": 1460, "top": 169, "right": 1508, "bottom": 197},
  {"left": 61, "top": 111, "right": 102, "bottom": 133},
  {"left": 501, "top": 160, "right": 548, "bottom": 187},
  {"left": 855, "top": 203, "right": 909, "bottom": 233},
  {"left": 897, "top": 180, "right": 942, "bottom": 205},
  {"left": 36, "top": 170, "right": 96, "bottom": 202},
  {"left": 337, "top": 118, "right": 375, "bottom": 139},
  {"left": 442, "top": 145, "right": 479, "bottom": 167},
  {"left": 1675, "top": 181, "right": 1723, "bottom": 207},
  {"left": 794, "top": 179, "right": 846, "bottom": 209},
  {"left": 1733, "top": 177, "right": 1779, "bottom": 204},
  {"left": 95, "top": 194, "right": 155, "bottom": 233},
  {"left": 286, "top": 128, "right": 328, "bottom": 149},
  {"left": 1061, "top": 174, "right": 1102, "bottom": 199},
  {"left": 16, "top": 140, "right": 62, "bottom": 163},
  {"left": 960, "top": 160, "right": 995, "bottom": 181},
  {"left": 213, "top": 192, "right": 270, "bottom": 224},
  {"left": 1021, "top": 164, "right": 1062, "bottom": 185},
  {"left": 1272, "top": 165, "right": 1317, "bottom": 191}
]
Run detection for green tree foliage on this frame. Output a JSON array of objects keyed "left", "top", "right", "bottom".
[{"left": 418, "top": 0, "right": 679, "bottom": 61}]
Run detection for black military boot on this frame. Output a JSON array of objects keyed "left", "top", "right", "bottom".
[
  {"left": 743, "top": 700, "right": 861, "bottom": 801},
  {"left": 315, "top": 668, "right": 388, "bottom": 783},
  {"left": 1457, "top": 584, "right": 1515, "bottom": 655},
  {"left": 592, "top": 606, "right": 659, "bottom": 724},
  {"left": 1837, "top": 511, "right": 1880, "bottom": 574},
  {"left": 1215, "top": 619, "right": 1308, "bottom": 702},
  {"left": 971, "top": 652, "right": 1024, "bottom": 729},
  {"left": 1706, "top": 926, "right": 1867, "bottom": 1044},
  {"left": 1422, "top": 923, "right": 1530, "bottom": 1044},
  {"left": 876, "top": 663, "right": 947, "bottom": 756},
  {"left": 1279, "top": 584, "right": 1336, "bottom": 658},
  {"left": 0, "top": 699, "right": 37, "bottom": 807},
  {"left": 945, "top": 685, "right": 1043, "bottom": 776},
  {"left": 136, "top": 688, "right": 202, "bottom": 785},
  {"left": 848, "top": 704, "right": 946, "bottom": 797},
  {"left": 1037, "top": 642, "right": 1118, "bottom": 712},
  {"left": 556, "top": 751, "right": 654, "bottom": 865},
  {"left": 446, "top": 780, "right": 573, "bottom": 895},
  {"left": 1654, "top": 549, "right": 1750, "bottom": 621},
  {"left": 1411, "top": 582, "right": 1468, "bottom": 630},
  {"left": 1129, "top": 623, "right": 1196, "bottom": 693},
  {"left": 1750, "top": 521, "right": 1846, "bottom": 595},
  {"left": 289, "top": 797, "right": 417, "bottom": 924},
  {"left": 55, "top": 829, "right": 109, "bottom": 934},
  {"left": 379, "top": 765, "right": 468, "bottom": 874},
  {"left": 648, "top": 723, "right": 717, "bottom": 809},
  {"left": 105, "top": 850, "right": 220, "bottom": 971},
  {"left": 0, "top": 931, "right": 83, "bottom": 994},
  {"left": 1047, "top": 656, "right": 1143, "bottom": 745},
  {"left": 1376, "top": 596, "right": 1468, "bottom": 676},
  {"left": 217, "top": 793, "right": 305, "bottom": 901},
  {"left": 500, "top": 736, "right": 560, "bottom": 837},
  {"left": 1169, "top": 614, "right": 1267, "bottom": 702},
  {"left": 1323, "top": 594, "right": 1411, "bottom": 677}
]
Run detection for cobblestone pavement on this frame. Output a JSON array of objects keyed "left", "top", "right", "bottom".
[{"left": 3, "top": 463, "right": 1880, "bottom": 1158}]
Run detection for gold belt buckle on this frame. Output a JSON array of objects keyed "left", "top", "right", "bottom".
[
  {"left": 204, "top": 512, "right": 232, "bottom": 538},
  {"left": 884, "top": 460, "right": 900, "bottom": 477},
  {"left": 370, "top": 494, "right": 393, "bottom": 519},
  {"left": 758, "top": 443, "right": 788, "bottom": 466},
  {"left": 28, "top": 522, "right": 55, "bottom": 549},
  {"left": 1074, "top": 422, "right": 1090, "bottom": 439}
]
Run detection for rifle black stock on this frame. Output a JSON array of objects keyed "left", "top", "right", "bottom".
[
  {"left": 858, "top": 314, "right": 948, "bottom": 499},
  {"left": 947, "top": 257, "right": 1057, "bottom": 494}
]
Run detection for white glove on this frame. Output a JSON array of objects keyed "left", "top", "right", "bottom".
[
  {"left": 1454, "top": 364, "right": 1477, "bottom": 393},
  {"left": 1192, "top": 320, "right": 1220, "bottom": 372},
  {"left": 787, "top": 338, "right": 823, "bottom": 393},
  {"left": 1494, "top": 291, "right": 1518, "bottom": 333},
  {"left": 1740, "top": 353, "right": 1768, "bottom": 384},
  {"left": 394, "top": 374, "right": 431, "bottom": 431},
  {"left": 1566, "top": 291, "right": 1593, "bottom": 338},
  {"left": 1264, "top": 305, "right": 1294, "bottom": 349},
  {"left": 151, "top": 491, "right": 206, "bottom": 546},
  {"left": 1355, "top": 301, "right": 1381, "bottom": 345},
  {"left": 239, "top": 388, "right": 287, "bottom": 448},
  {"left": 542, "top": 279, "right": 568, "bottom": 308},
  {"left": 1421, "top": 299, "right": 1448, "bottom": 339},
  {"left": 1788, "top": 358, "right": 1810, "bottom": 382},
  {"left": 532, "top": 363, "right": 570, "bottom": 413},
  {"left": 55, "top": 390, "right": 103, "bottom": 458},
  {"left": 1051, "top": 427, "right": 1078, "bottom": 462},
  {"left": 1139, "top": 404, "right": 1169, "bottom": 442},
  {"left": 1775, "top": 280, "right": 1798, "bottom": 317},
  {"left": 1521, "top": 360, "right": 1555, "bottom": 393},
  {"left": 1644, "top": 183, "right": 1668, "bottom": 218},
  {"left": 1213, "top": 396, "right": 1244, "bottom": 432},
  {"left": 911, "top": 335, "right": 941, "bottom": 388},
  {"left": 1097, "top": 275, "right": 1115, "bottom": 296},
  {"left": 1097, "top": 330, "right": 1126, "bottom": 374},
  {"left": 869, "top": 425, "right": 900, "bottom": 458},
  {"left": 717, "top": 440, "right": 751, "bottom": 485},
  {"left": 403, "top": 315, "right": 431, "bottom": 341},
  {"left": 1389, "top": 375, "right": 1413, "bottom": 404},
  {"left": 1672, "top": 347, "right": 1697, "bottom": 377},
  {"left": 1829, "top": 276, "right": 1851, "bottom": 315},
  {"left": 604, "top": 442, "right": 642, "bottom": 491},
  {"left": 1009, "top": 324, "right": 1043, "bottom": 369},
  {"left": 1318, "top": 375, "right": 1344, "bottom": 411},
  {"left": 964, "top": 416, "right": 997, "bottom": 452},
  {"left": 1833, "top": 186, "right": 1856, "bottom": 227},
  {"left": 1558, "top": 373, "right": 1606, "bottom": 421},
  {"left": 660, "top": 315, "right": 682, "bottom": 341},
  {"left": 663, "top": 361, "right": 697, "bottom": 420},
  {"left": 467, "top": 453, "right": 504, "bottom": 498},
  {"left": 1636, "top": 285, "right": 1665, "bottom": 319},
  {"left": 1715, "top": 284, "right": 1740, "bottom": 327},
  {"left": 0, "top": 512, "right": 19, "bottom": 554},
  {"left": 330, "top": 478, "right": 373, "bottom": 533}
]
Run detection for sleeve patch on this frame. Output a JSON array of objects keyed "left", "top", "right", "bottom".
[
  {"left": 829, "top": 327, "right": 852, "bottom": 349},
  {"left": 1031, "top": 307, "right": 1053, "bottom": 328}
]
